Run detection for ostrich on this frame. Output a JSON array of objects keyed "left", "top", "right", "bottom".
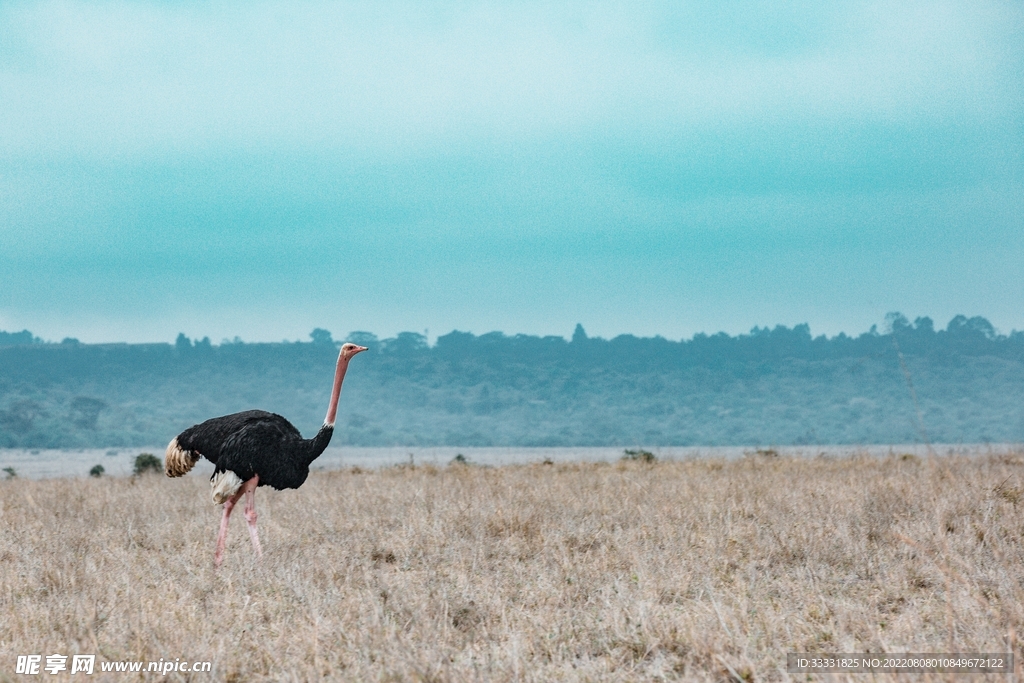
[{"left": 164, "top": 342, "right": 367, "bottom": 567}]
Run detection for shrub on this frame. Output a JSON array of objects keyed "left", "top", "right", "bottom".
[
  {"left": 89, "top": 464, "right": 105, "bottom": 477},
  {"left": 133, "top": 453, "right": 161, "bottom": 475},
  {"left": 622, "top": 448, "right": 656, "bottom": 463}
]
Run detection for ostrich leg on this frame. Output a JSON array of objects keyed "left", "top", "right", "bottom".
[
  {"left": 214, "top": 486, "right": 246, "bottom": 568},
  {"left": 241, "top": 475, "right": 263, "bottom": 559}
]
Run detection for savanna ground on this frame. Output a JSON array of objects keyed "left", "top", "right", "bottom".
[{"left": 2, "top": 452, "right": 1023, "bottom": 681}]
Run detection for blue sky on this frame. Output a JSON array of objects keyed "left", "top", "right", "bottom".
[{"left": 1, "top": 1, "right": 1022, "bottom": 343}]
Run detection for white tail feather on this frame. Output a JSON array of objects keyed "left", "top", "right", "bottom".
[{"left": 211, "top": 470, "right": 244, "bottom": 504}]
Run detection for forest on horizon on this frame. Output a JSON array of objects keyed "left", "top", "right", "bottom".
[{"left": 1, "top": 313, "right": 1023, "bottom": 449}]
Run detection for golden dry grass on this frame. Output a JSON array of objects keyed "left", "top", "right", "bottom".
[{"left": 2, "top": 452, "right": 1024, "bottom": 681}]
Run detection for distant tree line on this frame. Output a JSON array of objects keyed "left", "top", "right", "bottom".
[
  {"left": 1, "top": 314, "right": 1023, "bottom": 448},
  {"left": 0, "top": 330, "right": 40, "bottom": 347}
]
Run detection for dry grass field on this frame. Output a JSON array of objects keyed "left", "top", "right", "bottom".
[{"left": 2, "top": 452, "right": 1024, "bottom": 681}]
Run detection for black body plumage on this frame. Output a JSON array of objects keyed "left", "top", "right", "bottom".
[{"left": 175, "top": 410, "right": 334, "bottom": 491}]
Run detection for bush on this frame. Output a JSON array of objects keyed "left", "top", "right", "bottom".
[
  {"left": 89, "top": 464, "right": 105, "bottom": 477},
  {"left": 622, "top": 448, "right": 656, "bottom": 463},
  {"left": 133, "top": 453, "right": 161, "bottom": 475}
]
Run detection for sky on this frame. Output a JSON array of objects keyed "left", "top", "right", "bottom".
[{"left": 1, "top": 1, "right": 1022, "bottom": 344}]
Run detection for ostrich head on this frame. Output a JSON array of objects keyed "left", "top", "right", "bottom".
[{"left": 340, "top": 342, "right": 368, "bottom": 360}]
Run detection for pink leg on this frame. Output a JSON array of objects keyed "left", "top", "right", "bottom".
[
  {"left": 241, "top": 475, "right": 263, "bottom": 559},
  {"left": 214, "top": 487, "right": 245, "bottom": 568}
]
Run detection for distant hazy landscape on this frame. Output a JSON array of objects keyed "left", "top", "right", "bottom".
[{"left": 1, "top": 313, "right": 1023, "bottom": 450}]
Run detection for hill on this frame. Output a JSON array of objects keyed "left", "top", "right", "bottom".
[{"left": 1, "top": 314, "right": 1023, "bottom": 448}]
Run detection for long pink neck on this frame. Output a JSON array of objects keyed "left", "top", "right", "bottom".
[{"left": 324, "top": 351, "right": 351, "bottom": 427}]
